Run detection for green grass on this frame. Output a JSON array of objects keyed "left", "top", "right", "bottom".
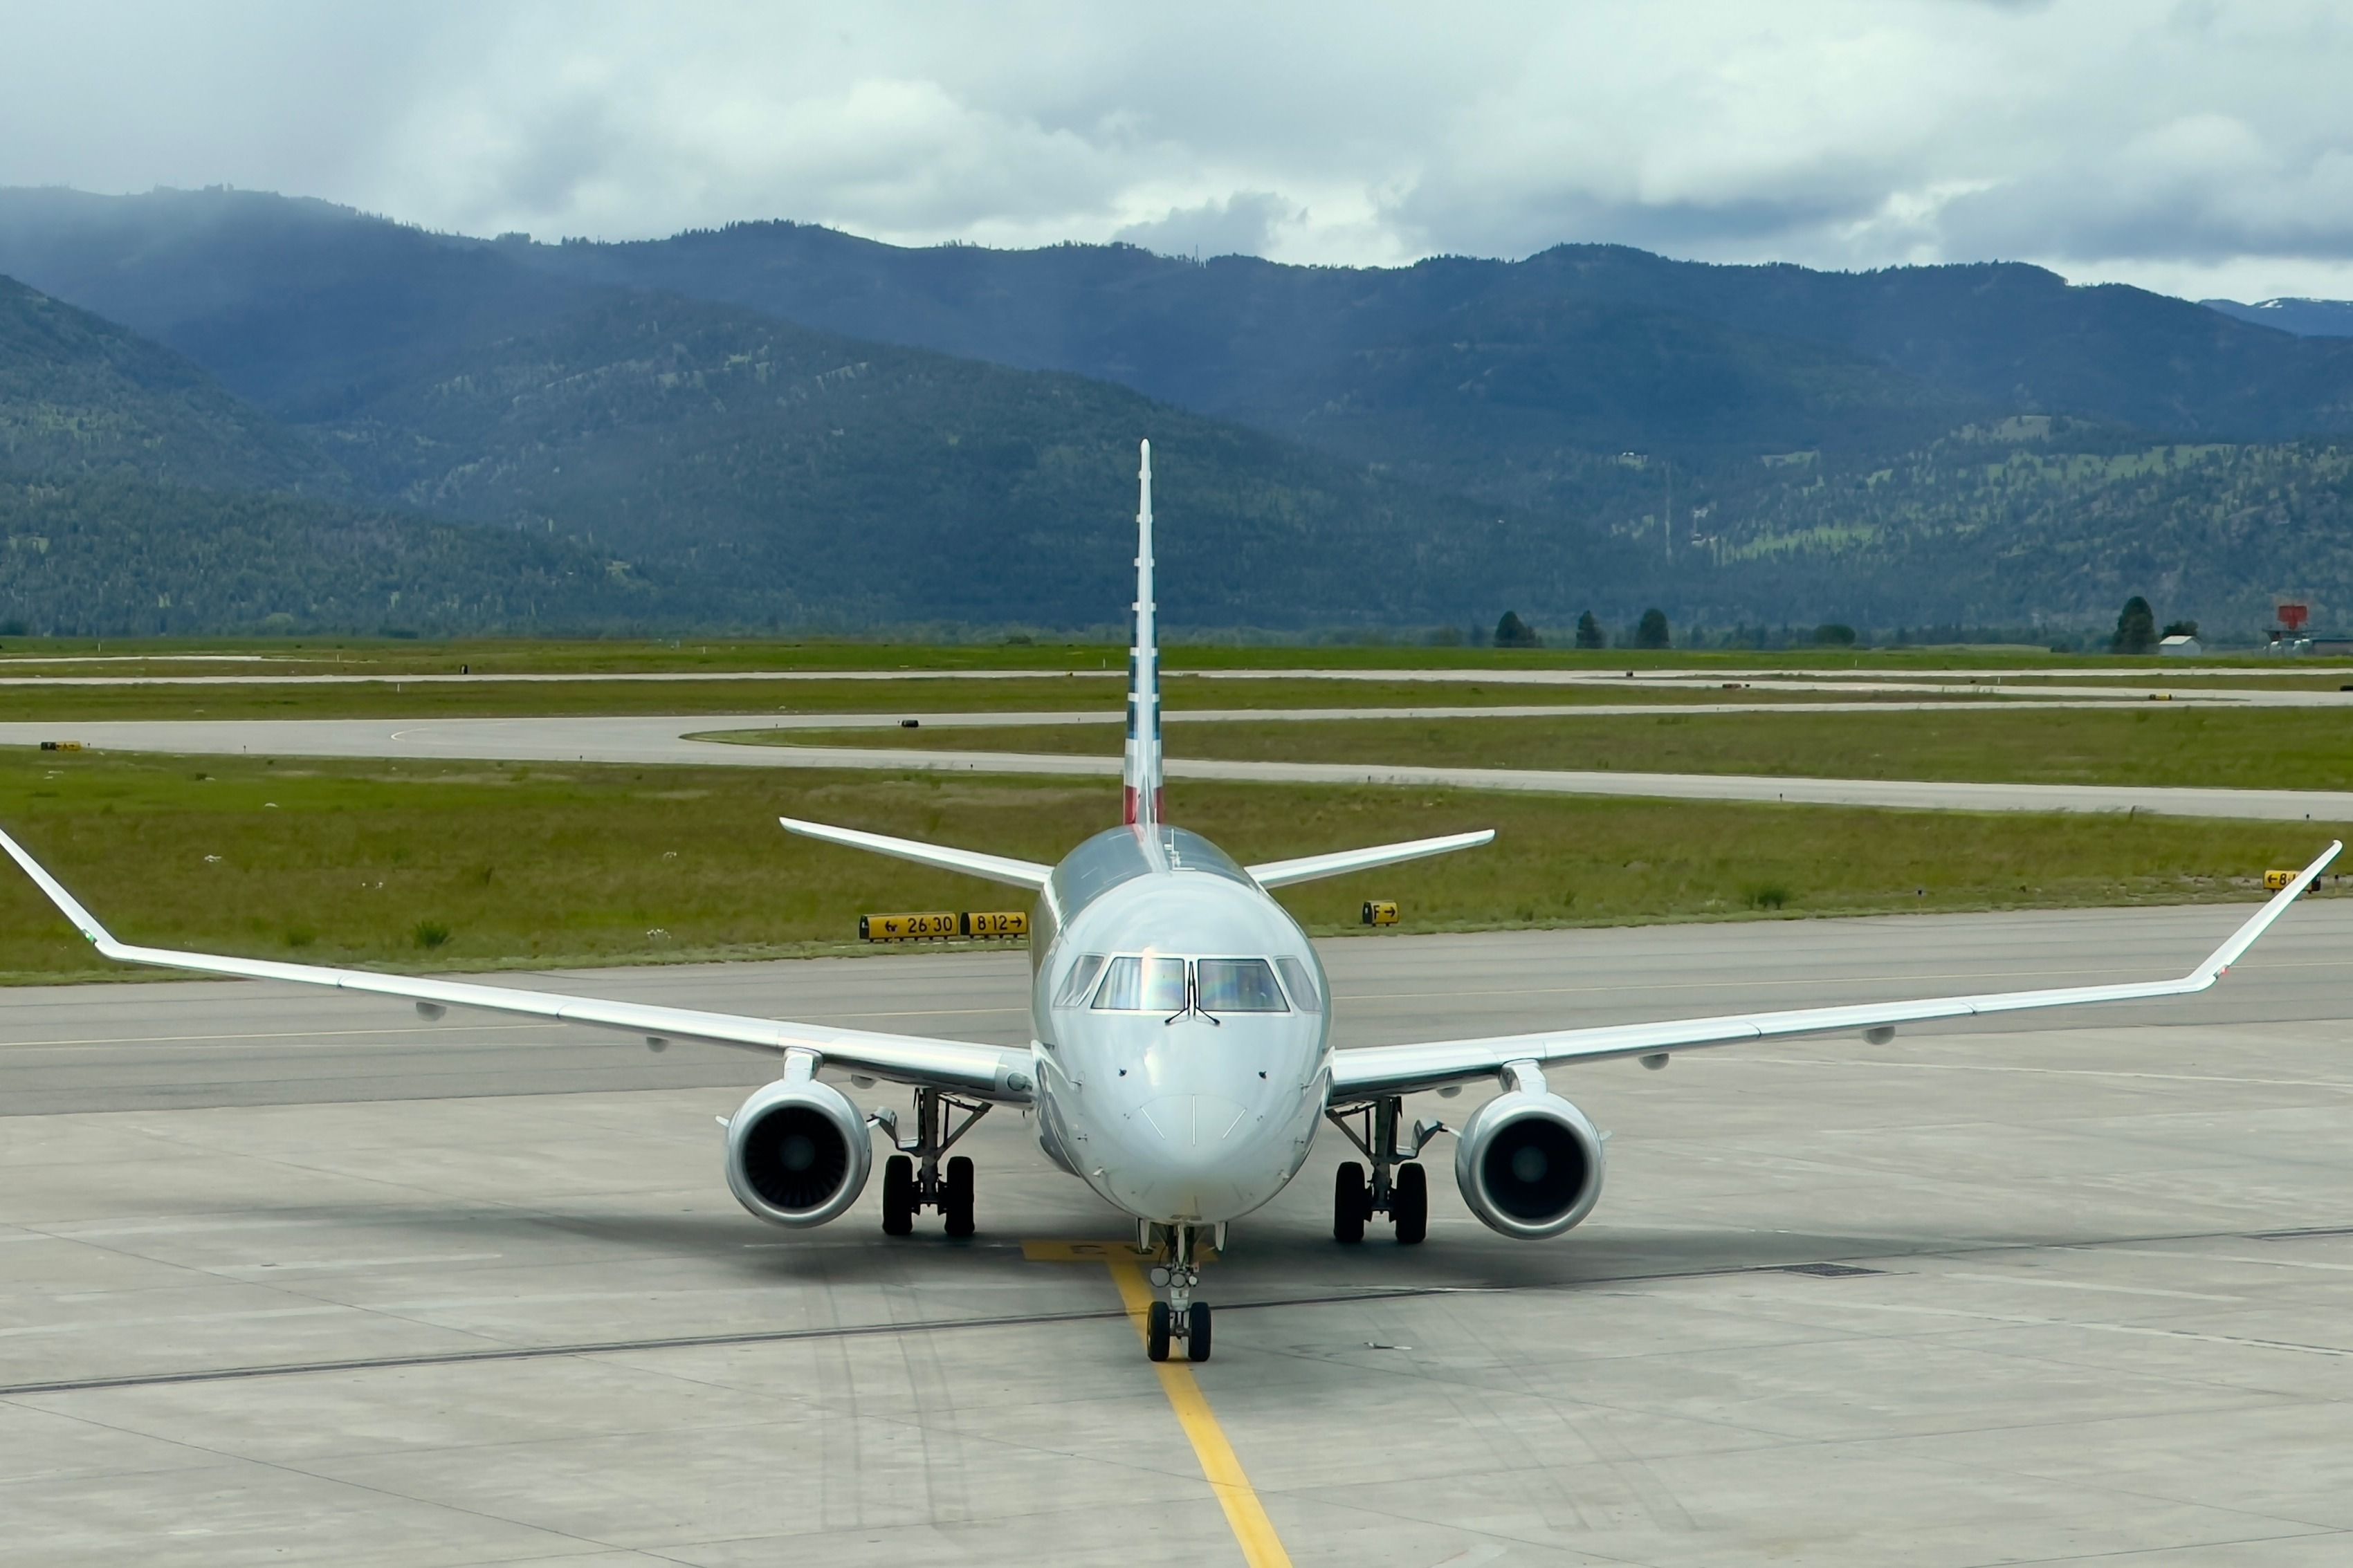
[
  {"left": 731, "top": 705, "right": 2353, "bottom": 792},
  {"left": 0, "top": 748, "right": 2338, "bottom": 983},
  {"left": 0, "top": 672, "right": 1895, "bottom": 723},
  {"left": 0, "top": 632, "right": 2302, "bottom": 676}
]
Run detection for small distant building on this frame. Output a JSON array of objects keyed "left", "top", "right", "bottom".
[{"left": 2159, "top": 634, "right": 2201, "bottom": 657}]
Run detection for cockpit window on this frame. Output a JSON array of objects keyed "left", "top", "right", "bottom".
[
  {"left": 1274, "top": 955, "right": 1321, "bottom": 1013},
  {"left": 1053, "top": 953, "right": 1108, "bottom": 1008},
  {"left": 1091, "top": 954, "right": 1188, "bottom": 1012},
  {"left": 1195, "top": 958, "right": 1289, "bottom": 1013}
]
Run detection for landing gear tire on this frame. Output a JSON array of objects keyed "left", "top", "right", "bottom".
[
  {"left": 942, "top": 1154, "right": 976, "bottom": 1237},
  {"left": 881, "top": 1154, "right": 915, "bottom": 1236},
  {"left": 1147, "top": 1301, "right": 1173, "bottom": 1362},
  {"left": 1334, "top": 1162, "right": 1367, "bottom": 1244},
  {"left": 1393, "top": 1161, "right": 1428, "bottom": 1244},
  {"left": 1187, "top": 1302, "right": 1213, "bottom": 1362}
]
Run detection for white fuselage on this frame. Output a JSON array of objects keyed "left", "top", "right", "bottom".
[{"left": 1026, "top": 824, "right": 1331, "bottom": 1226}]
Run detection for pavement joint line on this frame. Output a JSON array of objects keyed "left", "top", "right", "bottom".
[
  {"left": 1025, "top": 1240, "right": 1293, "bottom": 1567},
  {"left": 0, "top": 1290, "right": 1435, "bottom": 1399},
  {"left": 16, "top": 1213, "right": 2352, "bottom": 1398}
]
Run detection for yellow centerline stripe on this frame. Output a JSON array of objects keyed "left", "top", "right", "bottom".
[
  {"left": 1023, "top": 1241, "right": 1292, "bottom": 1566},
  {"left": 1103, "top": 1254, "right": 1294, "bottom": 1568}
]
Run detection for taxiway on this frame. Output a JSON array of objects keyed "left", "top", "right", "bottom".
[{"left": 6, "top": 904, "right": 2353, "bottom": 1562}]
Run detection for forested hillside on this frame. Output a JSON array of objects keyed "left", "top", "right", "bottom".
[
  {"left": 9, "top": 183, "right": 2353, "bottom": 636},
  {"left": 0, "top": 476, "right": 664, "bottom": 636},
  {"left": 0, "top": 187, "right": 596, "bottom": 420},
  {"left": 0, "top": 275, "right": 345, "bottom": 495},
  {"left": 524, "top": 221, "right": 2353, "bottom": 449},
  {"left": 316, "top": 290, "right": 1624, "bottom": 627},
  {"left": 2203, "top": 298, "right": 2353, "bottom": 338},
  {"left": 1638, "top": 429, "right": 2353, "bottom": 631}
]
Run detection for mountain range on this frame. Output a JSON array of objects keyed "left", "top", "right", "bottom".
[{"left": 3, "top": 183, "right": 2352, "bottom": 638}]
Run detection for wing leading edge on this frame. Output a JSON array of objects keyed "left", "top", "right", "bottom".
[
  {"left": 1247, "top": 829, "right": 1496, "bottom": 889},
  {"left": 0, "top": 826, "right": 1035, "bottom": 1102},
  {"left": 777, "top": 815, "right": 1052, "bottom": 891},
  {"left": 1330, "top": 840, "right": 2341, "bottom": 1103}
]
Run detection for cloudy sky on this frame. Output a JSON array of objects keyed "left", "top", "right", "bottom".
[{"left": 8, "top": 0, "right": 2352, "bottom": 301}]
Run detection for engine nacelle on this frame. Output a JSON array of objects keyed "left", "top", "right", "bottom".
[
  {"left": 1453, "top": 1080, "right": 1605, "bottom": 1239},
  {"left": 724, "top": 1075, "right": 873, "bottom": 1227}
]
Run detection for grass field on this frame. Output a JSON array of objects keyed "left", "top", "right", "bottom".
[
  {"left": 0, "top": 633, "right": 2319, "bottom": 677},
  {"left": 0, "top": 748, "right": 2338, "bottom": 983},
  {"left": 0, "top": 673, "right": 1943, "bottom": 723},
  {"left": 726, "top": 703, "right": 2353, "bottom": 792}
]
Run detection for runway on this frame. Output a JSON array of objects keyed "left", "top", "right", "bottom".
[
  {"left": 6, "top": 904, "right": 2353, "bottom": 1562},
  {"left": 10, "top": 712, "right": 2353, "bottom": 822}
]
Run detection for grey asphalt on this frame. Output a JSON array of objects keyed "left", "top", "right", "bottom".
[
  {"left": 6, "top": 902, "right": 2353, "bottom": 1562},
  {"left": 9, "top": 712, "right": 2353, "bottom": 822}
]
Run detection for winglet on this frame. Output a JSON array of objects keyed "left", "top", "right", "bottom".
[
  {"left": 2195, "top": 839, "right": 2340, "bottom": 982},
  {"left": 0, "top": 824, "right": 117, "bottom": 948}
]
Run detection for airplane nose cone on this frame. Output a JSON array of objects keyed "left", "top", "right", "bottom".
[{"left": 1134, "top": 1094, "right": 1250, "bottom": 1167}]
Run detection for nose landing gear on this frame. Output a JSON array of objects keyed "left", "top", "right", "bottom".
[
  {"left": 873, "top": 1087, "right": 989, "bottom": 1237},
  {"left": 1328, "top": 1097, "right": 1445, "bottom": 1244},
  {"left": 1142, "top": 1221, "right": 1216, "bottom": 1362}
]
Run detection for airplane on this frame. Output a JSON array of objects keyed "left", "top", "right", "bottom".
[{"left": 0, "top": 440, "right": 2339, "bottom": 1365}]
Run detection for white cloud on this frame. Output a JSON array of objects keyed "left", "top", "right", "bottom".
[
  {"left": 4, "top": 0, "right": 2353, "bottom": 299},
  {"left": 1115, "top": 192, "right": 1301, "bottom": 259}
]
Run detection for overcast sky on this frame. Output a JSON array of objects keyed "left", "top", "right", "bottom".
[{"left": 8, "top": 0, "right": 2352, "bottom": 301}]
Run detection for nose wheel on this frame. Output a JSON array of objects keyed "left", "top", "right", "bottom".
[
  {"left": 1143, "top": 1224, "right": 1214, "bottom": 1362},
  {"left": 873, "top": 1088, "right": 988, "bottom": 1237}
]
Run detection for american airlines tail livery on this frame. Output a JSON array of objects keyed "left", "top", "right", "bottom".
[{"left": 2, "top": 441, "right": 2336, "bottom": 1363}]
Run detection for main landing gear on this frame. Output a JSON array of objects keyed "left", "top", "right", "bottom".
[
  {"left": 1140, "top": 1221, "right": 1216, "bottom": 1363},
  {"left": 1328, "top": 1097, "right": 1445, "bottom": 1245},
  {"left": 874, "top": 1087, "right": 990, "bottom": 1237}
]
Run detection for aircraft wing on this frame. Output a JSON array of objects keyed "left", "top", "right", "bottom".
[
  {"left": 779, "top": 815, "right": 1052, "bottom": 890},
  {"left": 1329, "top": 840, "right": 2340, "bottom": 1103},
  {"left": 1248, "top": 829, "right": 1496, "bottom": 889},
  {"left": 0, "top": 827, "right": 1036, "bottom": 1103}
]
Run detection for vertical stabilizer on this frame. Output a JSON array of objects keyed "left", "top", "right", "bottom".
[{"left": 1124, "top": 440, "right": 1164, "bottom": 827}]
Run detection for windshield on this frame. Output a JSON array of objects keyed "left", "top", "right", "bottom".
[
  {"left": 1091, "top": 954, "right": 1189, "bottom": 1012},
  {"left": 1195, "top": 958, "right": 1288, "bottom": 1013},
  {"left": 1273, "top": 955, "right": 1321, "bottom": 1013},
  {"left": 1053, "top": 953, "right": 1107, "bottom": 1007},
  {"left": 1087, "top": 954, "right": 1292, "bottom": 1013}
]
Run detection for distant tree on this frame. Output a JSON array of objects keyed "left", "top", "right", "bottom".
[
  {"left": 1634, "top": 607, "right": 1671, "bottom": 649},
  {"left": 2112, "top": 596, "right": 2158, "bottom": 654},
  {"left": 1573, "top": 610, "right": 1606, "bottom": 649},
  {"left": 1425, "top": 624, "right": 1463, "bottom": 647},
  {"left": 1813, "top": 622, "right": 1858, "bottom": 646},
  {"left": 1494, "top": 611, "right": 1542, "bottom": 648},
  {"left": 2161, "top": 619, "right": 2199, "bottom": 640}
]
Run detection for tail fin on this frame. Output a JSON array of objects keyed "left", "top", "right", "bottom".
[{"left": 1123, "top": 439, "right": 1164, "bottom": 827}]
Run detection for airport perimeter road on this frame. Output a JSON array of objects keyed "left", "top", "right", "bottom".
[
  {"left": 8, "top": 712, "right": 2353, "bottom": 822},
  {"left": 6, "top": 903, "right": 2353, "bottom": 1562}
]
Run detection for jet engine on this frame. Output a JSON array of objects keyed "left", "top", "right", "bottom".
[
  {"left": 724, "top": 1075, "right": 873, "bottom": 1227},
  {"left": 1453, "top": 1076, "right": 1605, "bottom": 1239}
]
